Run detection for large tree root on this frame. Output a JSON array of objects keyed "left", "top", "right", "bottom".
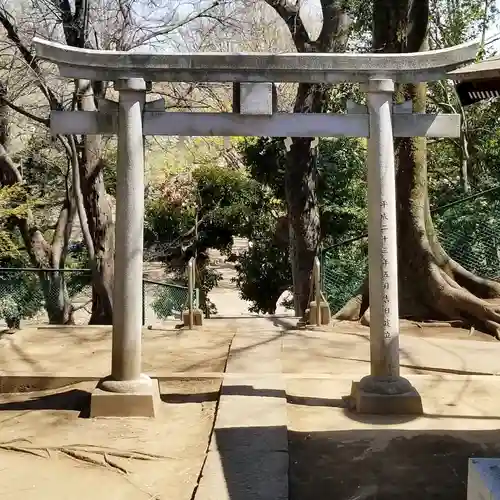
[
  {"left": 334, "top": 258, "right": 500, "bottom": 339},
  {"left": 335, "top": 279, "right": 369, "bottom": 321},
  {"left": 0, "top": 438, "right": 174, "bottom": 474},
  {"left": 428, "top": 263, "right": 500, "bottom": 339}
]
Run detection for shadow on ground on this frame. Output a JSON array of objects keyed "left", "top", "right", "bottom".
[
  {"left": 288, "top": 428, "right": 499, "bottom": 500},
  {"left": 0, "top": 387, "right": 224, "bottom": 417},
  {"left": 1, "top": 387, "right": 499, "bottom": 499},
  {"left": 0, "top": 389, "right": 91, "bottom": 417},
  {"left": 213, "top": 425, "right": 499, "bottom": 500}
]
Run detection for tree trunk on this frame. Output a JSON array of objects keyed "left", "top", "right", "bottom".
[
  {"left": 0, "top": 82, "right": 74, "bottom": 324},
  {"left": 17, "top": 208, "right": 75, "bottom": 325},
  {"left": 286, "top": 87, "right": 324, "bottom": 316},
  {"left": 57, "top": 1, "right": 115, "bottom": 325},
  {"left": 336, "top": 0, "right": 500, "bottom": 338},
  {"left": 77, "top": 80, "right": 114, "bottom": 324},
  {"left": 265, "top": 0, "right": 351, "bottom": 317}
]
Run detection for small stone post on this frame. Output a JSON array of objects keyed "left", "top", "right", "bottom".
[
  {"left": 351, "top": 79, "right": 422, "bottom": 414},
  {"left": 314, "top": 258, "right": 321, "bottom": 327},
  {"left": 188, "top": 258, "right": 194, "bottom": 329},
  {"left": 182, "top": 257, "right": 203, "bottom": 327},
  {"left": 91, "top": 78, "right": 160, "bottom": 418}
]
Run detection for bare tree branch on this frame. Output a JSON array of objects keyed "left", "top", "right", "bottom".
[
  {"left": 132, "top": 0, "right": 227, "bottom": 48},
  {"left": 0, "top": 95, "right": 49, "bottom": 126},
  {"left": 0, "top": 7, "right": 60, "bottom": 110}
]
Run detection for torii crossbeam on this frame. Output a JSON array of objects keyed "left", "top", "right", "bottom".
[{"left": 34, "top": 37, "right": 478, "bottom": 417}]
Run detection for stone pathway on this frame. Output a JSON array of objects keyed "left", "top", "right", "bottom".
[{"left": 195, "top": 329, "right": 288, "bottom": 500}]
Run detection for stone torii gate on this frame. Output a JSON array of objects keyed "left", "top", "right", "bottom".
[{"left": 34, "top": 38, "right": 478, "bottom": 417}]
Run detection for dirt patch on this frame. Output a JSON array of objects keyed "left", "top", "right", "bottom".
[
  {"left": 0, "top": 379, "right": 220, "bottom": 500},
  {"left": 0, "top": 327, "right": 235, "bottom": 377},
  {"left": 332, "top": 320, "right": 496, "bottom": 342},
  {"left": 289, "top": 430, "right": 499, "bottom": 499}
]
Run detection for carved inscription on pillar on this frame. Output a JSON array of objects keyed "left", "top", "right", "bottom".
[{"left": 380, "top": 199, "right": 392, "bottom": 341}]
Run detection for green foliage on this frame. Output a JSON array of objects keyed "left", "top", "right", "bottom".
[
  {"left": 0, "top": 185, "right": 31, "bottom": 260},
  {"left": 234, "top": 237, "right": 292, "bottom": 314},
  {"left": 145, "top": 162, "right": 267, "bottom": 313},
  {"left": 236, "top": 136, "right": 367, "bottom": 313},
  {"left": 101, "top": 146, "right": 117, "bottom": 197},
  {"left": 150, "top": 282, "right": 193, "bottom": 319},
  {"left": 317, "top": 137, "right": 367, "bottom": 244},
  {"left": 13, "top": 135, "right": 66, "bottom": 199},
  {"left": 197, "top": 265, "right": 222, "bottom": 317},
  {"left": 322, "top": 239, "right": 367, "bottom": 313},
  {"left": 240, "top": 136, "right": 367, "bottom": 241},
  {"left": 0, "top": 265, "right": 45, "bottom": 328},
  {"left": 429, "top": 0, "right": 497, "bottom": 49},
  {"left": 0, "top": 240, "right": 91, "bottom": 328}
]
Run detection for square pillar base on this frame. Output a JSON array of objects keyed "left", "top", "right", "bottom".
[
  {"left": 90, "top": 377, "right": 161, "bottom": 418},
  {"left": 345, "top": 380, "right": 423, "bottom": 415},
  {"left": 182, "top": 309, "right": 204, "bottom": 327}
]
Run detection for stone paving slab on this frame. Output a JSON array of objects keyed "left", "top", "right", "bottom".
[
  {"left": 195, "top": 449, "right": 288, "bottom": 500},
  {"left": 211, "top": 376, "right": 288, "bottom": 453},
  {"left": 195, "top": 331, "right": 288, "bottom": 500},
  {"left": 0, "top": 327, "right": 235, "bottom": 377}
]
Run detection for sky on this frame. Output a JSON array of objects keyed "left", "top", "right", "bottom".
[{"left": 132, "top": 0, "right": 500, "bottom": 53}]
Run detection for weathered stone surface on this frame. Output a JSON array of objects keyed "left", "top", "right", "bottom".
[
  {"left": 90, "top": 377, "right": 161, "bottom": 417},
  {"left": 346, "top": 380, "right": 423, "bottom": 415},
  {"left": 238, "top": 82, "right": 274, "bottom": 115},
  {"left": 50, "top": 110, "right": 460, "bottom": 138},
  {"left": 34, "top": 37, "right": 478, "bottom": 83}
]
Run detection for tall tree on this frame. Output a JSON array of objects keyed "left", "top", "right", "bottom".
[
  {"left": 337, "top": 0, "right": 500, "bottom": 338},
  {"left": 264, "top": 0, "right": 352, "bottom": 316},
  {"left": 0, "top": 79, "right": 75, "bottom": 323},
  {"left": 0, "top": 0, "right": 228, "bottom": 324}
]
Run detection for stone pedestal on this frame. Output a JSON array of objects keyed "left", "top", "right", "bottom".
[
  {"left": 347, "top": 376, "right": 423, "bottom": 415},
  {"left": 90, "top": 374, "right": 161, "bottom": 418},
  {"left": 308, "top": 301, "right": 331, "bottom": 326},
  {"left": 182, "top": 308, "right": 204, "bottom": 327}
]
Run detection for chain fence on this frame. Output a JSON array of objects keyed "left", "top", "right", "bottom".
[
  {"left": 0, "top": 268, "right": 198, "bottom": 328},
  {"left": 0, "top": 268, "right": 92, "bottom": 327},
  {"left": 321, "top": 188, "right": 500, "bottom": 315},
  {"left": 142, "top": 279, "right": 199, "bottom": 327}
]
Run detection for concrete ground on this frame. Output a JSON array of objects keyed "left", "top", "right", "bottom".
[{"left": 2, "top": 319, "right": 500, "bottom": 499}]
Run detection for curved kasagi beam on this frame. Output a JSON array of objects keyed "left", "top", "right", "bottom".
[{"left": 34, "top": 37, "right": 479, "bottom": 84}]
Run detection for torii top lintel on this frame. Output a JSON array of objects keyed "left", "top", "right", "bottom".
[{"left": 34, "top": 37, "right": 479, "bottom": 84}]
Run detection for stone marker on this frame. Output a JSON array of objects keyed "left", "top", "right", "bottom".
[{"left": 468, "top": 458, "right": 500, "bottom": 500}]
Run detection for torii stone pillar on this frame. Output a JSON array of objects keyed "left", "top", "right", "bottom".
[
  {"left": 91, "top": 79, "right": 160, "bottom": 418},
  {"left": 348, "top": 79, "right": 423, "bottom": 414}
]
